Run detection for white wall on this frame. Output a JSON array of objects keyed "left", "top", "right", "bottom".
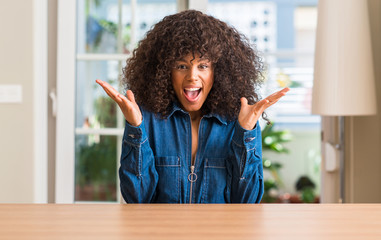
[
  {"left": 348, "top": 0, "right": 381, "bottom": 203},
  {"left": 0, "top": 1, "right": 35, "bottom": 203}
]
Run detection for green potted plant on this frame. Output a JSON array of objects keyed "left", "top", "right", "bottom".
[
  {"left": 295, "top": 175, "right": 317, "bottom": 203},
  {"left": 261, "top": 122, "right": 292, "bottom": 203}
]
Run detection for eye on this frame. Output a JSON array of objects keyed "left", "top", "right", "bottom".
[
  {"left": 175, "top": 64, "right": 187, "bottom": 70},
  {"left": 199, "top": 63, "right": 209, "bottom": 69}
]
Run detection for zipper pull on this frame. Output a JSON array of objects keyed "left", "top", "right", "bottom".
[{"left": 188, "top": 165, "right": 197, "bottom": 182}]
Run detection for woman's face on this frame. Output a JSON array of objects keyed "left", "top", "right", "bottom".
[{"left": 171, "top": 53, "right": 214, "bottom": 117}]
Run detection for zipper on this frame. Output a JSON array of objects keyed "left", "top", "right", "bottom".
[
  {"left": 188, "top": 117, "right": 203, "bottom": 204},
  {"left": 188, "top": 165, "right": 197, "bottom": 203}
]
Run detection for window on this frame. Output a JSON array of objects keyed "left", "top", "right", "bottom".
[
  {"left": 208, "top": 0, "right": 321, "bottom": 202},
  {"left": 57, "top": 0, "right": 177, "bottom": 203},
  {"left": 75, "top": 0, "right": 177, "bottom": 202}
]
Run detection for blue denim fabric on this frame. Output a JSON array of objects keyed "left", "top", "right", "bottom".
[{"left": 119, "top": 104, "right": 264, "bottom": 203}]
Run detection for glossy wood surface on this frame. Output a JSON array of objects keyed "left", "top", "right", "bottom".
[{"left": 0, "top": 204, "right": 380, "bottom": 240}]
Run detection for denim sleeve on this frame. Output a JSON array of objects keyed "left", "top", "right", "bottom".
[
  {"left": 119, "top": 119, "right": 158, "bottom": 203},
  {"left": 229, "top": 121, "right": 264, "bottom": 203}
]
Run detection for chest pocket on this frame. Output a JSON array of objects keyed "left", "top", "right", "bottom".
[
  {"left": 202, "top": 158, "right": 228, "bottom": 203},
  {"left": 154, "top": 156, "right": 180, "bottom": 203}
]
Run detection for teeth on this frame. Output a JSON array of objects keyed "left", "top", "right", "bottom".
[{"left": 184, "top": 88, "right": 201, "bottom": 91}]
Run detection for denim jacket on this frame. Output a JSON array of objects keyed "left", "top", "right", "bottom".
[{"left": 119, "top": 104, "right": 264, "bottom": 203}]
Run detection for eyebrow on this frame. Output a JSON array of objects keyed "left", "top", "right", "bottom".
[{"left": 176, "top": 57, "right": 211, "bottom": 63}]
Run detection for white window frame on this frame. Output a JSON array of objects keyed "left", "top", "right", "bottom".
[{"left": 56, "top": 0, "right": 76, "bottom": 203}]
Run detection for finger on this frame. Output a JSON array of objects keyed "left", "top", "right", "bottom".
[
  {"left": 96, "top": 79, "right": 116, "bottom": 94},
  {"left": 260, "top": 99, "right": 270, "bottom": 112},
  {"left": 279, "top": 87, "right": 290, "bottom": 93},
  {"left": 102, "top": 86, "right": 122, "bottom": 102},
  {"left": 274, "top": 87, "right": 289, "bottom": 99},
  {"left": 267, "top": 92, "right": 286, "bottom": 102},
  {"left": 264, "top": 98, "right": 280, "bottom": 109},
  {"left": 96, "top": 80, "right": 122, "bottom": 101},
  {"left": 264, "top": 91, "right": 287, "bottom": 104},
  {"left": 95, "top": 79, "right": 104, "bottom": 86},
  {"left": 282, "top": 87, "right": 290, "bottom": 92},
  {"left": 255, "top": 99, "right": 269, "bottom": 111},
  {"left": 119, "top": 94, "right": 139, "bottom": 115},
  {"left": 272, "top": 87, "right": 290, "bottom": 96},
  {"left": 266, "top": 87, "right": 290, "bottom": 100},
  {"left": 119, "top": 93, "right": 133, "bottom": 108},
  {"left": 96, "top": 79, "right": 119, "bottom": 96},
  {"left": 249, "top": 99, "right": 269, "bottom": 117},
  {"left": 261, "top": 96, "right": 282, "bottom": 111},
  {"left": 101, "top": 81, "right": 120, "bottom": 96},
  {"left": 118, "top": 93, "right": 135, "bottom": 108},
  {"left": 126, "top": 90, "right": 136, "bottom": 103},
  {"left": 240, "top": 97, "right": 248, "bottom": 109},
  {"left": 263, "top": 89, "right": 289, "bottom": 109}
]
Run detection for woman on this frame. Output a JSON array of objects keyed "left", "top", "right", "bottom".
[{"left": 96, "top": 10, "right": 289, "bottom": 203}]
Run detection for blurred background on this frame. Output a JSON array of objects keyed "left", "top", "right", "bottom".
[{"left": 0, "top": 0, "right": 380, "bottom": 204}]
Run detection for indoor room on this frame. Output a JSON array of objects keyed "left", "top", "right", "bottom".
[{"left": 0, "top": 0, "right": 380, "bottom": 238}]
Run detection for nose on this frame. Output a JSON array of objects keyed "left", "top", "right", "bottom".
[{"left": 188, "top": 65, "right": 199, "bottom": 81}]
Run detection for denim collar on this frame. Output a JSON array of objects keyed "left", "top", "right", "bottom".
[{"left": 168, "top": 102, "right": 228, "bottom": 125}]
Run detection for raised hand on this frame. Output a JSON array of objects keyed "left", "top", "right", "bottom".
[
  {"left": 96, "top": 79, "right": 142, "bottom": 127},
  {"left": 238, "top": 87, "right": 290, "bottom": 130}
]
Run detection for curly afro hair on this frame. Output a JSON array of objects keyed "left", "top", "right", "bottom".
[{"left": 123, "top": 10, "right": 264, "bottom": 120}]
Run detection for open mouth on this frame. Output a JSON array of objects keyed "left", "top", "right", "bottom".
[{"left": 184, "top": 87, "right": 201, "bottom": 102}]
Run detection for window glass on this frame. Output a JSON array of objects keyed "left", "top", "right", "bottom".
[
  {"left": 76, "top": 60, "right": 120, "bottom": 129},
  {"left": 75, "top": 135, "right": 118, "bottom": 201},
  {"left": 77, "top": 0, "right": 128, "bottom": 54},
  {"left": 208, "top": 1, "right": 276, "bottom": 53},
  {"left": 136, "top": 0, "right": 176, "bottom": 44}
]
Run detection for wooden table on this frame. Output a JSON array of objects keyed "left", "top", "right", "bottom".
[{"left": 0, "top": 204, "right": 380, "bottom": 240}]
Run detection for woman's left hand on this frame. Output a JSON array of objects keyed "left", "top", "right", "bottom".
[{"left": 238, "top": 87, "right": 290, "bottom": 130}]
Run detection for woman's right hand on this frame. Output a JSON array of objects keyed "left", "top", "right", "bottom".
[{"left": 96, "top": 79, "right": 142, "bottom": 126}]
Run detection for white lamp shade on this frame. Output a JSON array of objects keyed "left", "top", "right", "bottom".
[{"left": 312, "top": 0, "right": 377, "bottom": 116}]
